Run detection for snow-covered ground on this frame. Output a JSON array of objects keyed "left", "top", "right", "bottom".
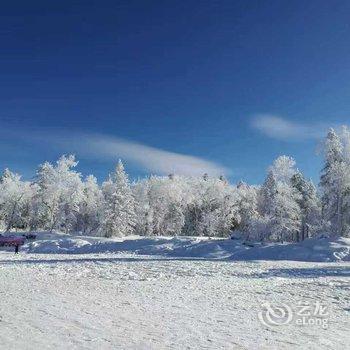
[
  {"left": 0, "top": 233, "right": 349, "bottom": 349},
  {"left": 22, "top": 231, "right": 350, "bottom": 262}
]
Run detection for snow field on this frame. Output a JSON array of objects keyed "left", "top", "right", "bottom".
[{"left": 0, "top": 250, "right": 349, "bottom": 350}]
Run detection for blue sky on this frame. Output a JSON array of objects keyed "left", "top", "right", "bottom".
[{"left": 1, "top": 0, "right": 350, "bottom": 183}]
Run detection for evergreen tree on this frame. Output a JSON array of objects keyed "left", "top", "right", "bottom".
[
  {"left": 291, "top": 172, "right": 321, "bottom": 240},
  {"left": 259, "top": 171, "right": 277, "bottom": 216},
  {"left": 260, "top": 156, "right": 302, "bottom": 241},
  {"left": 320, "top": 129, "right": 347, "bottom": 236},
  {"left": 102, "top": 160, "right": 136, "bottom": 237}
]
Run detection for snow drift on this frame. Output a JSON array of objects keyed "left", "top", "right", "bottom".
[{"left": 24, "top": 232, "right": 350, "bottom": 262}]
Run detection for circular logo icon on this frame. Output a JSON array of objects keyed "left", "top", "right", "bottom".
[{"left": 258, "top": 302, "right": 293, "bottom": 327}]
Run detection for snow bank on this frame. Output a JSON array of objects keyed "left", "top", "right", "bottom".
[{"left": 23, "top": 232, "right": 350, "bottom": 262}]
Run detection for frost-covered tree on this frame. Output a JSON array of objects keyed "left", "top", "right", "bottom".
[
  {"left": 260, "top": 156, "right": 302, "bottom": 241},
  {"left": 36, "top": 155, "right": 83, "bottom": 233},
  {"left": 133, "top": 175, "right": 238, "bottom": 237},
  {"left": 133, "top": 177, "right": 154, "bottom": 236},
  {"left": 235, "top": 182, "right": 261, "bottom": 240},
  {"left": 0, "top": 169, "right": 33, "bottom": 231},
  {"left": 291, "top": 172, "right": 321, "bottom": 239},
  {"left": 76, "top": 175, "right": 103, "bottom": 234},
  {"left": 133, "top": 175, "right": 187, "bottom": 236},
  {"left": 184, "top": 176, "right": 237, "bottom": 237},
  {"left": 160, "top": 176, "right": 186, "bottom": 236},
  {"left": 101, "top": 160, "right": 136, "bottom": 237},
  {"left": 339, "top": 127, "right": 350, "bottom": 236},
  {"left": 269, "top": 155, "right": 298, "bottom": 183},
  {"left": 3, "top": 128, "right": 350, "bottom": 241},
  {"left": 140, "top": 176, "right": 173, "bottom": 236},
  {"left": 269, "top": 182, "right": 302, "bottom": 241},
  {"left": 320, "top": 129, "right": 346, "bottom": 236},
  {"left": 320, "top": 127, "right": 350, "bottom": 236},
  {"left": 259, "top": 171, "right": 277, "bottom": 216},
  {"left": 26, "top": 183, "right": 41, "bottom": 230}
]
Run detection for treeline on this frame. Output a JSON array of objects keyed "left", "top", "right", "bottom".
[{"left": 0, "top": 128, "right": 349, "bottom": 241}]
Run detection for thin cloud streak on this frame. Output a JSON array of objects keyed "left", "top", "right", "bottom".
[
  {"left": 251, "top": 115, "right": 329, "bottom": 141},
  {"left": 69, "top": 133, "right": 230, "bottom": 177},
  {"left": 13, "top": 128, "right": 229, "bottom": 177}
]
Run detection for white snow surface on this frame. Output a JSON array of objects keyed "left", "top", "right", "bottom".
[
  {"left": 0, "top": 233, "right": 349, "bottom": 349},
  {"left": 24, "top": 232, "right": 350, "bottom": 262}
]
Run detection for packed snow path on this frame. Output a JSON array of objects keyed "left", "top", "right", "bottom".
[{"left": 0, "top": 252, "right": 349, "bottom": 350}]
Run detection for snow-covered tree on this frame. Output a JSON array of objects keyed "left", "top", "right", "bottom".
[
  {"left": 320, "top": 129, "right": 347, "bottom": 236},
  {"left": 133, "top": 174, "right": 238, "bottom": 237},
  {"left": 269, "top": 155, "right": 298, "bottom": 183},
  {"left": 259, "top": 171, "right": 277, "bottom": 216},
  {"left": 268, "top": 181, "right": 302, "bottom": 241},
  {"left": 0, "top": 169, "right": 34, "bottom": 231},
  {"left": 160, "top": 176, "right": 186, "bottom": 236},
  {"left": 3, "top": 127, "right": 350, "bottom": 241},
  {"left": 339, "top": 127, "right": 350, "bottom": 236},
  {"left": 184, "top": 176, "right": 238, "bottom": 237},
  {"left": 133, "top": 177, "right": 155, "bottom": 236},
  {"left": 133, "top": 175, "right": 187, "bottom": 236},
  {"left": 260, "top": 156, "right": 302, "bottom": 241},
  {"left": 235, "top": 182, "right": 261, "bottom": 240},
  {"left": 76, "top": 175, "right": 103, "bottom": 234},
  {"left": 291, "top": 172, "right": 321, "bottom": 239},
  {"left": 101, "top": 160, "right": 136, "bottom": 237},
  {"left": 36, "top": 155, "right": 83, "bottom": 233},
  {"left": 320, "top": 127, "right": 350, "bottom": 236}
]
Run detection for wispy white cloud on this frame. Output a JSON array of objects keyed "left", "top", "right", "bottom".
[
  {"left": 251, "top": 114, "right": 329, "bottom": 141},
  {"left": 15, "top": 129, "right": 229, "bottom": 177},
  {"left": 67, "top": 133, "right": 229, "bottom": 176}
]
